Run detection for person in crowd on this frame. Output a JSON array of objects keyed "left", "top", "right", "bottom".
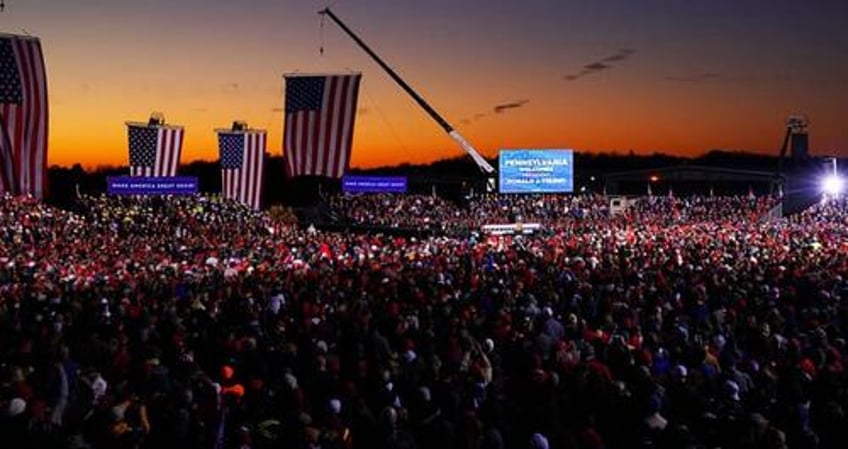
[{"left": 2, "top": 191, "right": 848, "bottom": 449}]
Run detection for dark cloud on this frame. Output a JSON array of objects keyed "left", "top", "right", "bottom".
[
  {"left": 460, "top": 112, "right": 488, "bottom": 126},
  {"left": 460, "top": 100, "right": 527, "bottom": 126},
  {"left": 564, "top": 69, "right": 593, "bottom": 81},
  {"left": 584, "top": 62, "right": 611, "bottom": 71},
  {"left": 564, "top": 48, "right": 636, "bottom": 81},
  {"left": 494, "top": 99, "right": 529, "bottom": 114},
  {"left": 602, "top": 48, "right": 636, "bottom": 62},
  {"left": 665, "top": 73, "right": 721, "bottom": 83}
]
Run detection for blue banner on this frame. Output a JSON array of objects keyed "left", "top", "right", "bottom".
[
  {"left": 343, "top": 175, "right": 408, "bottom": 193},
  {"left": 498, "top": 149, "right": 574, "bottom": 193},
  {"left": 108, "top": 176, "right": 199, "bottom": 195}
]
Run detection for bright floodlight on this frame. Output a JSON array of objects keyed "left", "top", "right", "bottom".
[{"left": 821, "top": 174, "right": 844, "bottom": 196}]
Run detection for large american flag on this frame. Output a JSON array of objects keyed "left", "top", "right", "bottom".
[
  {"left": 284, "top": 74, "right": 361, "bottom": 178},
  {"left": 219, "top": 130, "right": 265, "bottom": 210},
  {"left": 127, "top": 124, "right": 184, "bottom": 177},
  {"left": 0, "top": 35, "right": 48, "bottom": 198}
]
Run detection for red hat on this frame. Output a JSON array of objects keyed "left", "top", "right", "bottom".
[
  {"left": 221, "top": 365, "right": 235, "bottom": 380},
  {"left": 224, "top": 384, "right": 245, "bottom": 397},
  {"left": 800, "top": 358, "right": 816, "bottom": 377}
]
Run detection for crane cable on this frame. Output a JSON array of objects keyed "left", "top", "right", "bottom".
[
  {"left": 360, "top": 81, "right": 411, "bottom": 158},
  {"left": 319, "top": 0, "right": 341, "bottom": 56},
  {"left": 319, "top": 11, "right": 325, "bottom": 56},
  {"left": 316, "top": 2, "right": 411, "bottom": 160}
]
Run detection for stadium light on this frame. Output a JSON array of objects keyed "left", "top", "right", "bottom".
[
  {"left": 821, "top": 157, "right": 843, "bottom": 197},
  {"left": 821, "top": 174, "right": 844, "bottom": 196}
]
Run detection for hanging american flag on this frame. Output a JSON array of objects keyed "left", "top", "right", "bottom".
[
  {"left": 218, "top": 130, "right": 266, "bottom": 210},
  {"left": 284, "top": 74, "right": 361, "bottom": 178},
  {"left": 127, "top": 124, "right": 184, "bottom": 177},
  {"left": 0, "top": 35, "right": 48, "bottom": 198}
]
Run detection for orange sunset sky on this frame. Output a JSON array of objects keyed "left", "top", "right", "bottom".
[{"left": 4, "top": 0, "right": 847, "bottom": 169}]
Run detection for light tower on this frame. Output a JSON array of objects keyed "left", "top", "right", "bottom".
[
  {"left": 821, "top": 156, "right": 842, "bottom": 197},
  {"left": 787, "top": 114, "right": 809, "bottom": 161}
]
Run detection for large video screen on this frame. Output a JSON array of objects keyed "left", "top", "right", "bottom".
[{"left": 498, "top": 149, "right": 574, "bottom": 193}]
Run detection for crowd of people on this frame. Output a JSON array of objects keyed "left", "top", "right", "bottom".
[
  {"left": 2, "top": 191, "right": 848, "bottom": 449},
  {"left": 327, "top": 192, "right": 616, "bottom": 233},
  {"left": 328, "top": 192, "right": 778, "bottom": 232},
  {"left": 327, "top": 194, "right": 465, "bottom": 232}
]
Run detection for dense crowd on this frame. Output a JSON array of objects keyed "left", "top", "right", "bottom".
[
  {"left": 2, "top": 191, "right": 848, "bottom": 449},
  {"left": 327, "top": 194, "right": 464, "bottom": 231},
  {"left": 328, "top": 193, "right": 778, "bottom": 232},
  {"left": 327, "top": 193, "right": 614, "bottom": 232}
]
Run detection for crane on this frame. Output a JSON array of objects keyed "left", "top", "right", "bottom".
[{"left": 318, "top": 7, "right": 496, "bottom": 175}]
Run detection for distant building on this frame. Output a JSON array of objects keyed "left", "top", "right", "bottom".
[{"left": 604, "top": 164, "right": 776, "bottom": 196}]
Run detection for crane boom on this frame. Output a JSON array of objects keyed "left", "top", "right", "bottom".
[{"left": 319, "top": 7, "right": 496, "bottom": 174}]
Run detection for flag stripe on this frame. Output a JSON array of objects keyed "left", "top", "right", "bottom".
[
  {"left": 31, "top": 40, "right": 48, "bottom": 198},
  {"left": 328, "top": 76, "right": 345, "bottom": 177},
  {"left": 284, "top": 111, "right": 295, "bottom": 177},
  {"left": 16, "top": 41, "right": 31, "bottom": 195},
  {"left": 0, "top": 114, "right": 15, "bottom": 193},
  {"left": 305, "top": 110, "right": 314, "bottom": 175},
  {"left": 298, "top": 112, "right": 307, "bottom": 176},
  {"left": 15, "top": 41, "right": 29, "bottom": 195},
  {"left": 246, "top": 133, "right": 256, "bottom": 204},
  {"left": 166, "top": 128, "right": 178, "bottom": 176},
  {"left": 0, "top": 103, "right": 16, "bottom": 194},
  {"left": 316, "top": 76, "right": 335, "bottom": 175},
  {"left": 338, "top": 75, "right": 358, "bottom": 177},
  {"left": 334, "top": 75, "right": 347, "bottom": 177},
  {"left": 241, "top": 135, "right": 249, "bottom": 204},
  {"left": 248, "top": 133, "right": 255, "bottom": 206},
  {"left": 22, "top": 42, "right": 47, "bottom": 197},
  {"left": 11, "top": 95, "right": 23, "bottom": 191},
  {"left": 168, "top": 128, "right": 183, "bottom": 177},
  {"left": 25, "top": 40, "right": 46, "bottom": 197},
  {"left": 253, "top": 133, "right": 265, "bottom": 209}
]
